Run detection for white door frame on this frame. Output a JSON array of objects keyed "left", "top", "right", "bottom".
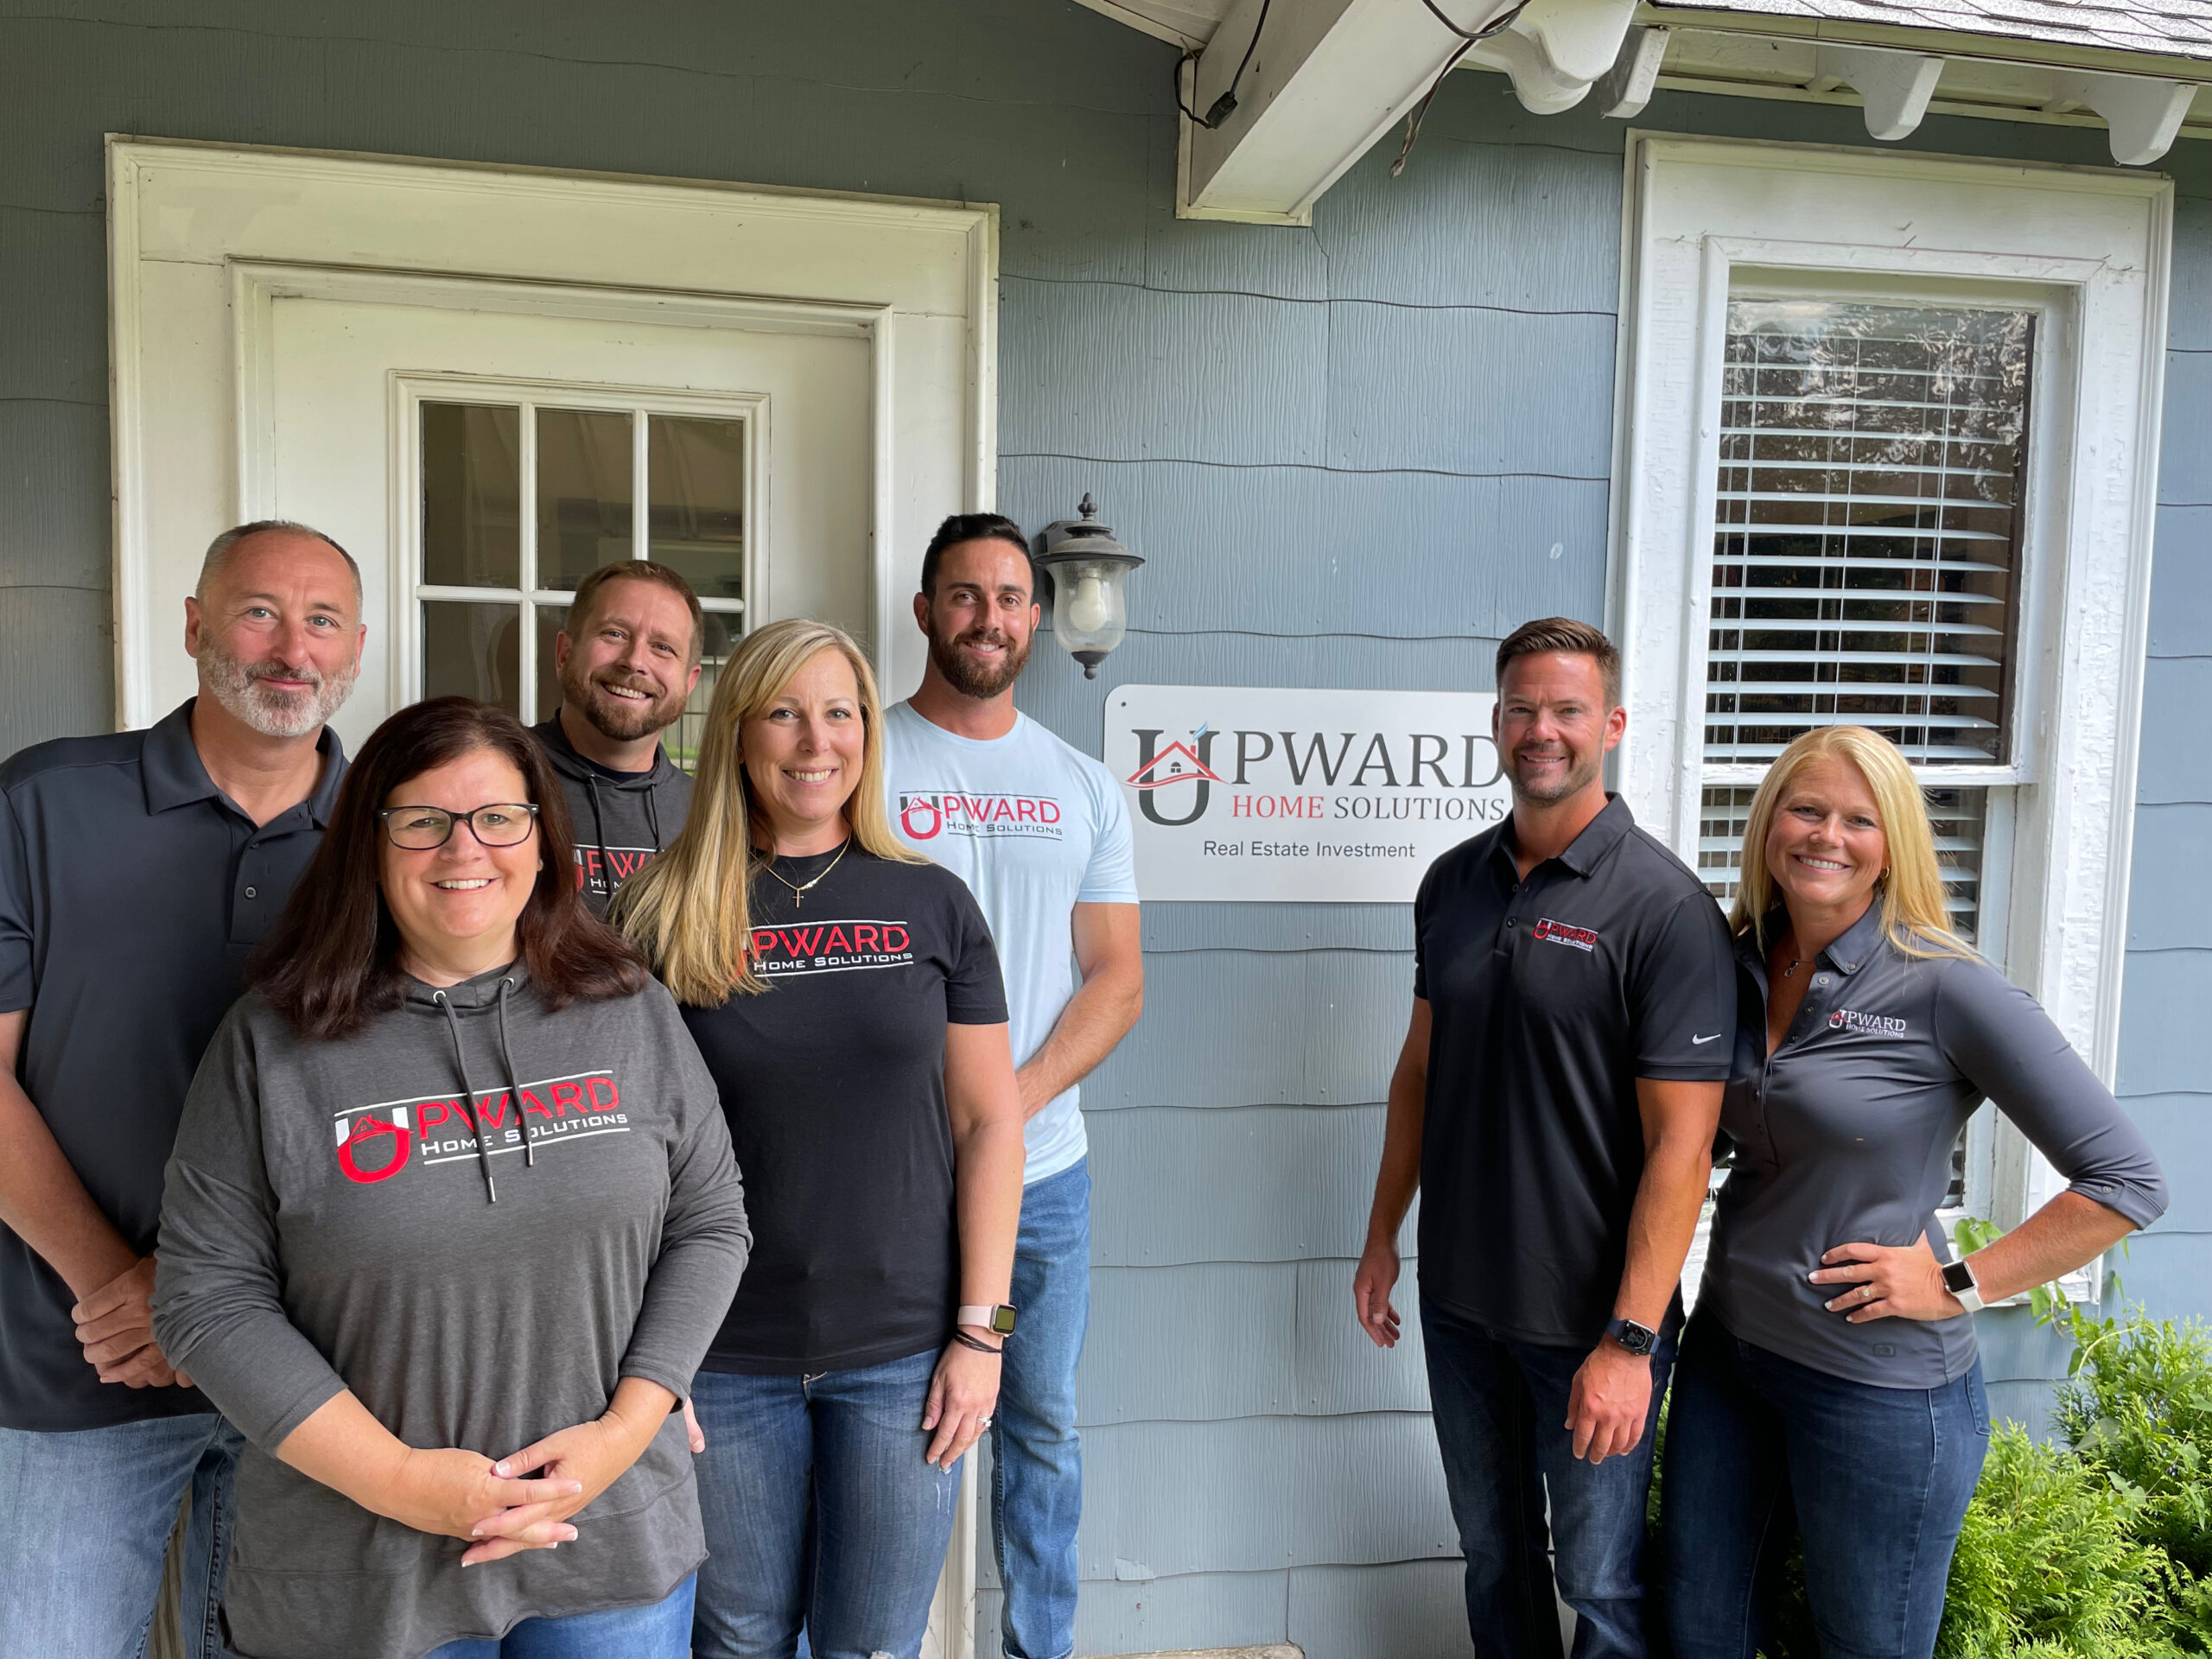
[{"left": 107, "top": 136, "right": 1000, "bottom": 726}]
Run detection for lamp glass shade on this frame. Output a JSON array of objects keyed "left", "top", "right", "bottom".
[{"left": 1048, "top": 556, "right": 1131, "bottom": 658}]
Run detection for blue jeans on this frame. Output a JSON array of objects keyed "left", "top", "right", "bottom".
[
  {"left": 690, "top": 1349, "right": 962, "bottom": 1659},
  {"left": 0, "top": 1411, "right": 241, "bottom": 1659},
  {"left": 422, "top": 1574, "right": 696, "bottom": 1657},
  {"left": 992, "top": 1158, "right": 1090, "bottom": 1659},
  {"left": 1662, "top": 1311, "right": 1991, "bottom": 1659},
  {"left": 1421, "top": 1297, "right": 1674, "bottom": 1659}
]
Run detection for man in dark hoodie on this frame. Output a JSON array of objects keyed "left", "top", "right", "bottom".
[{"left": 532, "top": 561, "right": 702, "bottom": 917}]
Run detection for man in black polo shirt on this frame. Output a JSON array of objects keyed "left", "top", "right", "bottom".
[
  {"left": 0, "top": 521, "right": 360, "bottom": 1659},
  {"left": 1353, "top": 618, "right": 1732, "bottom": 1659}
]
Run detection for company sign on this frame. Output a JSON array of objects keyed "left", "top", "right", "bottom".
[{"left": 1105, "top": 685, "right": 1510, "bottom": 902}]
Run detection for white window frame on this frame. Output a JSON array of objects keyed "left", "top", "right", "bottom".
[
  {"left": 1611, "top": 134, "right": 2171, "bottom": 1249},
  {"left": 393, "top": 372, "right": 762, "bottom": 720}
]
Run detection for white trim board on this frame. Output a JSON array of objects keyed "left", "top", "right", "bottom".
[
  {"left": 106, "top": 137, "right": 1000, "bottom": 728},
  {"left": 1608, "top": 134, "right": 2171, "bottom": 1120}
]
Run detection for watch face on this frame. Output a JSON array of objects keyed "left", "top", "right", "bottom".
[
  {"left": 1942, "top": 1262, "right": 1976, "bottom": 1294},
  {"left": 991, "top": 1306, "right": 1019, "bottom": 1335},
  {"left": 1611, "top": 1319, "right": 1656, "bottom": 1357}
]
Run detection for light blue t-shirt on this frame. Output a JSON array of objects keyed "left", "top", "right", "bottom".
[{"left": 882, "top": 702, "right": 1140, "bottom": 1185}]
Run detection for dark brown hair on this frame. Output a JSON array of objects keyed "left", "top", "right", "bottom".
[
  {"left": 255, "top": 697, "right": 649, "bottom": 1039},
  {"left": 920, "top": 512, "right": 1033, "bottom": 598},
  {"left": 1495, "top": 616, "right": 1622, "bottom": 710},
  {"left": 564, "top": 560, "right": 705, "bottom": 666}
]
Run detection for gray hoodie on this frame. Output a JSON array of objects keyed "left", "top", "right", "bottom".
[
  {"left": 531, "top": 715, "right": 693, "bottom": 917},
  {"left": 153, "top": 966, "right": 748, "bottom": 1659}
]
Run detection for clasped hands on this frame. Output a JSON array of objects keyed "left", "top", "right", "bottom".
[
  {"left": 71, "top": 1255, "right": 190, "bottom": 1389},
  {"left": 385, "top": 1387, "right": 671, "bottom": 1567}
]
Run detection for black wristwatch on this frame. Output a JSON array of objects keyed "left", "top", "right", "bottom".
[{"left": 1605, "top": 1316, "right": 1659, "bottom": 1357}]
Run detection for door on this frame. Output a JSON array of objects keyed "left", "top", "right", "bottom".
[{"left": 257, "top": 287, "right": 872, "bottom": 755}]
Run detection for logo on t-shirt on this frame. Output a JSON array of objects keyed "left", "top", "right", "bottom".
[
  {"left": 331, "top": 1071, "right": 629, "bottom": 1185},
  {"left": 748, "top": 918, "right": 916, "bottom": 977},
  {"left": 573, "top": 845, "right": 659, "bottom": 896},
  {"left": 1531, "top": 918, "right": 1599, "bottom": 952},
  {"left": 897, "top": 791, "right": 1064, "bottom": 842},
  {"left": 1828, "top": 1007, "right": 1909, "bottom": 1035}
]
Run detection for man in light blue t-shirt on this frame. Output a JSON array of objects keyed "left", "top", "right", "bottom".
[{"left": 883, "top": 513, "right": 1143, "bottom": 1659}]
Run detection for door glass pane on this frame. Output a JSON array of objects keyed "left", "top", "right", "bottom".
[
  {"left": 648, "top": 416, "right": 746, "bottom": 604},
  {"left": 536, "top": 605, "right": 568, "bottom": 726},
  {"left": 422, "top": 404, "right": 521, "bottom": 588},
  {"left": 423, "top": 601, "right": 521, "bottom": 713},
  {"left": 670, "top": 612, "right": 739, "bottom": 775},
  {"left": 537, "top": 409, "right": 633, "bottom": 588}
]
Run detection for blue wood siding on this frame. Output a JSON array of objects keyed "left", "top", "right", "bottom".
[{"left": 2, "top": 4, "right": 2209, "bottom": 1656}]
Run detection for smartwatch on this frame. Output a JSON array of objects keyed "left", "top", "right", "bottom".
[
  {"left": 1605, "top": 1316, "right": 1659, "bottom": 1357},
  {"left": 957, "top": 1304, "right": 1019, "bottom": 1337},
  {"left": 1941, "top": 1257, "right": 1986, "bottom": 1314}
]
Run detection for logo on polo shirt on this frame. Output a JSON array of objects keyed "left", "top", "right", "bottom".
[
  {"left": 332, "top": 1072, "right": 630, "bottom": 1186},
  {"left": 1531, "top": 918, "right": 1599, "bottom": 952},
  {"left": 898, "top": 791, "right": 1064, "bottom": 842},
  {"left": 1829, "top": 1007, "right": 1909, "bottom": 1035},
  {"left": 747, "top": 918, "right": 915, "bottom": 977}
]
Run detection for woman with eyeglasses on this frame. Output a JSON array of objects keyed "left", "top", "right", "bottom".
[
  {"left": 613, "top": 618, "right": 1026, "bottom": 1659},
  {"left": 151, "top": 696, "right": 750, "bottom": 1659},
  {"left": 1662, "top": 725, "right": 2166, "bottom": 1659}
]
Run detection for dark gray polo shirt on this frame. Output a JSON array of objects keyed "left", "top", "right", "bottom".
[
  {"left": 1700, "top": 904, "right": 2168, "bottom": 1389},
  {"left": 0, "top": 699, "right": 345, "bottom": 1431},
  {"left": 1414, "top": 796, "right": 1737, "bottom": 1348}
]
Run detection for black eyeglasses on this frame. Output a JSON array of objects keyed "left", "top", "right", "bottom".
[{"left": 377, "top": 803, "right": 540, "bottom": 850}]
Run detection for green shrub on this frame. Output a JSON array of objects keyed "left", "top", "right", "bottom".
[
  {"left": 1935, "top": 1424, "right": 2177, "bottom": 1659},
  {"left": 2053, "top": 1313, "right": 2212, "bottom": 1586}
]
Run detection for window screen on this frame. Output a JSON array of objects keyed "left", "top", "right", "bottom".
[{"left": 1696, "top": 299, "right": 2034, "bottom": 950}]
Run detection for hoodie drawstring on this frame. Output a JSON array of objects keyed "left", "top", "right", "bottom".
[
  {"left": 493, "top": 977, "right": 536, "bottom": 1170},
  {"left": 585, "top": 772, "right": 613, "bottom": 907},
  {"left": 645, "top": 774, "right": 664, "bottom": 856},
  {"left": 433, "top": 990, "right": 500, "bottom": 1204}
]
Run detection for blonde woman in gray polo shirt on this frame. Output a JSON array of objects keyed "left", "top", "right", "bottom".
[{"left": 1663, "top": 725, "right": 2166, "bottom": 1659}]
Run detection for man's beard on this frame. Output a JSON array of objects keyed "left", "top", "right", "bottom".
[
  {"left": 1508, "top": 746, "right": 1603, "bottom": 808},
  {"left": 928, "top": 621, "right": 1031, "bottom": 700},
  {"left": 199, "top": 640, "right": 356, "bottom": 739},
  {"left": 563, "top": 658, "right": 688, "bottom": 741}
]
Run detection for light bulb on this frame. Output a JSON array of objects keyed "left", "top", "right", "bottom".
[{"left": 1066, "top": 573, "right": 1112, "bottom": 635}]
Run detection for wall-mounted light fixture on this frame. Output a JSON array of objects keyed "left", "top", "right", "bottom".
[{"left": 1036, "top": 494, "right": 1144, "bottom": 679}]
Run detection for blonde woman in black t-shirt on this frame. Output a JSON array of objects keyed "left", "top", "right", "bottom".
[{"left": 615, "top": 618, "right": 1026, "bottom": 1659}]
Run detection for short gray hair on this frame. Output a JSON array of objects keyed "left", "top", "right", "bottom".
[{"left": 197, "top": 520, "right": 362, "bottom": 604}]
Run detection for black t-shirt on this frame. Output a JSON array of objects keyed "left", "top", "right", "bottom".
[
  {"left": 681, "top": 845, "right": 1007, "bottom": 1374},
  {"left": 1412, "top": 796, "right": 1734, "bottom": 1348}
]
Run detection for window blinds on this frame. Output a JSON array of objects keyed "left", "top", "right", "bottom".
[
  {"left": 1696, "top": 300, "right": 2032, "bottom": 950},
  {"left": 1706, "top": 300, "right": 2032, "bottom": 767}
]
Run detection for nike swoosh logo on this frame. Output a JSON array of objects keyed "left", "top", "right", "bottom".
[{"left": 1691, "top": 1033, "right": 1721, "bottom": 1045}]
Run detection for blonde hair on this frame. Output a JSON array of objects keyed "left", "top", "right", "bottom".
[
  {"left": 1730, "top": 725, "right": 1974, "bottom": 962},
  {"left": 612, "top": 618, "right": 919, "bottom": 1003}
]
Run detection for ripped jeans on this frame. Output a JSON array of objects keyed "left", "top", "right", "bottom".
[{"left": 690, "top": 1348, "right": 961, "bottom": 1659}]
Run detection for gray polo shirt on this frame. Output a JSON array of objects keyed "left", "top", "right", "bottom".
[
  {"left": 0, "top": 699, "right": 344, "bottom": 1431},
  {"left": 1700, "top": 904, "right": 2168, "bottom": 1389}
]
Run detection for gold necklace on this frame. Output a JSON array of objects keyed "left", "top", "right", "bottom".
[{"left": 759, "top": 839, "right": 851, "bottom": 910}]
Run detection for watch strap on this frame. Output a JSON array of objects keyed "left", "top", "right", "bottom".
[
  {"left": 957, "top": 1303, "right": 1019, "bottom": 1336},
  {"left": 1605, "top": 1316, "right": 1658, "bottom": 1357},
  {"left": 1942, "top": 1259, "right": 1986, "bottom": 1314}
]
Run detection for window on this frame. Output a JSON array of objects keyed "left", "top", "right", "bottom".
[
  {"left": 416, "top": 396, "right": 752, "bottom": 769},
  {"left": 1615, "top": 136, "right": 2171, "bottom": 1248}
]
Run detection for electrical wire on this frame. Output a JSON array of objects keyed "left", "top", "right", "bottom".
[
  {"left": 1391, "top": 0, "right": 1534, "bottom": 177},
  {"left": 1175, "top": 0, "right": 1274, "bottom": 129}
]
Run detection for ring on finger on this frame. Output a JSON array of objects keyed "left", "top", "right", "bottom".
[{"left": 1861, "top": 1284, "right": 1876, "bottom": 1301}]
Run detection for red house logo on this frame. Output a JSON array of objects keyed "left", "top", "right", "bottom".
[{"left": 1125, "top": 740, "right": 1223, "bottom": 791}]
